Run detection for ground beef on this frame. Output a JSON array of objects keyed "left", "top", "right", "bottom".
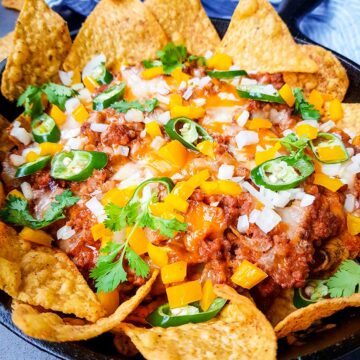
[
  {"left": 70, "top": 169, "right": 110, "bottom": 196},
  {"left": 101, "top": 122, "right": 143, "bottom": 147},
  {"left": 249, "top": 72, "right": 285, "bottom": 89}
]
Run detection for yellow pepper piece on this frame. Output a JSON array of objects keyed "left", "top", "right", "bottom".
[
  {"left": 164, "top": 193, "right": 189, "bottom": 213},
  {"left": 313, "top": 173, "right": 344, "bottom": 192},
  {"left": 49, "top": 104, "right": 66, "bottom": 126},
  {"left": 141, "top": 66, "right": 164, "bottom": 80},
  {"left": 149, "top": 202, "right": 174, "bottom": 216},
  {"left": 246, "top": 118, "right": 272, "bottom": 130},
  {"left": 347, "top": 213, "right": 360, "bottom": 235},
  {"left": 171, "top": 67, "right": 190, "bottom": 85},
  {"left": 353, "top": 135, "right": 360, "bottom": 146},
  {"left": 158, "top": 140, "right": 188, "bottom": 167},
  {"left": 308, "top": 90, "right": 324, "bottom": 111},
  {"left": 72, "top": 104, "right": 89, "bottom": 124},
  {"left": 101, "top": 186, "right": 136, "bottom": 207},
  {"left": 200, "top": 180, "right": 242, "bottom": 196},
  {"left": 170, "top": 105, "right": 205, "bottom": 119},
  {"left": 200, "top": 279, "right": 216, "bottom": 311},
  {"left": 97, "top": 290, "right": 120, "bottom": 315},
  {"left": 207, "top": 53, "right": 232, "bottom": 70},
  {"left": 329, "top": 98, "right": 343, "bottom": 121},
  {"left": 317, "top": 145, "right": 347, "bottom": 162},
  {"left": 19, "top": 227, "right": 53, "bottom": 247},
  {"left": 169, "top": 93, "right": 183, "bottom": 107},
  {"left": 171, "top": 181, "right": 194, "bottom": 200},
  {"left": 255, "top": 142, "right": 281, "bottom": 166},
  {"left": 83, "top": 76, "right": 99, "bottom": 93},
  {"left": 39, "top": 142, "right": 63, "bottom": 156},
  {"left": 145, "top": 121, "right": 162, "bottom": 139},
  {"left": 295, "top": 124, "right": 318, "bottom": 140},
  {"left": 127, "top": 226, "right": 149, "bottom": 255},
  {"left": 196, "top": 140, "right": 215, "bottom": 159},
  {"left": 278, "top": 84, "right": 295, "bottom": 107},
  {"left": 7, "top": 189, "right": 25, "bottom": 200},
  {"left": 71, "top": 69, "right": 81, "bottom": 85},
  {"left": 25, "top": 151, "right": 40, "bottom": 163},
  {"left": 161, "top": 260, "right": 187, "bottom": 284},
  {"left": 186, "top": 169, "right": 211, "bottom": 189},
  {"left": 91, "top": 223, "right": 112, "bottom": 241},
  {"left": 147, "top": 242, "right": 169, "bottom": 267},
  {"left": 166, "top": 280, "right": 202, "bottom": 308},
  {"left": 231, "top": 259, "right": 268, "bottom": 289}
]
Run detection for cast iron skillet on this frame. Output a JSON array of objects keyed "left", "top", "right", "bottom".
[{"left": 1, "top": 1, "right": 360, "bottom": 359}]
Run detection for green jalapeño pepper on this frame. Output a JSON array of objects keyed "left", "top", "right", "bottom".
[
  {"left": 251, "top": 155, "right": 314, "bottom": 191},
  {"left": 31, "top": 114, "right": 61, "bottom": 143},
  {"left": 207, "top": 69, "right": 247, "bottom": 79},
  {"left": 50, "top": 150, "right": 108, "bottom": 181},
  {"left": 164, "top": 117, "right": 213, "bottom": 151},
  {"left": 293, "top": 280, "right": 329, "bottom": 308},
  {"left": 147, "top": 298, "right": 227, "bottom": 328},
  {"left": 237, "top": 84, "right": 285, "bottom": 104},
  {"left": 310, "top": 132, "right": 349, "bottom": 164},
  {"left": 91, "top": 62, "right": 113, "bottom": 85},
  {"left": 15, "top": 155, "right": 52, "bottom": 178},
  {"left": 93, "top": 83, "right": 126, "bottom": 111}
]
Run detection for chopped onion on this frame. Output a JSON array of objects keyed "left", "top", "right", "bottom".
[
  {"left": 345, "top": 194, "right": 356, "bottom": 212},
  {"left": 236, "top": 110, "right": 249, "bottom": 127},
  {"left": 255, "top": 207, "right": 281, "bottom": 233},
  {"left": 321, "top": 163, "right": 341, "bottom": 177},
  {"left": 282, "top": 129, "right": 294, "bottom": 137},
  {"left": 344, "top": 128, "right": 356, "bottom": 140},
  {"left": 235, "top": 130, "right": 259, "bottom": 149},
  {"left": 9, "top": 154, "right": 25, "bottom": 166},
  {"left": 319, "top": 120, "right": 335, "bottom": 132},
  {"left": 115, "top": 145, "right": 130, "bottom": 157},
  {"left": 259, "top": 187, "right": 291, "bottom": 208},
  {"left": 20, "top": 182, "right": 33, "bottom": 200},
  {"left": 125, "top": 109, "right": 144, "bottom": 122},
  {"left": 82, "top": 54, "right": 106, "bottom": 80},
  {"left": 188, "top": 77, "right": 200, "bottom": 87},
  {"left": 210, "top": 201, "right": 220, "bottom": 207},
  {"left": 241, "top": 181, "right": 274, "bottom": 209},
  {"left": 85, "top": 197, "right": 105, "bottom": 218},
  {"left": 61, "top": 128, "right": 81, "bottom": 140},
  {"left": 78, "top": 88, "right": 92, "bottom": 103},
  {"left": 179, "top": 81, "right": 187, "bottom": 91},
  {"left": 150, "top": 136, "right": 166, "bottom": 151},
  {"left": 192, "top": 98, "right": 206, "bottom": 107},
  {"left": 158, "top": 111, "right": 171, "bottom": 125},
  {"left": 90, "top": 123, "right": 108, "bottom": 132},
  {"left": 296, "top": 120, "right": 319, "bottom": 129},
  {"left": 156, "top": 94, "right": 170, "bottom": 105},
  {"left": 218, "top": 164, "right": 235, "bottom": 180},
  {"left": 59, "top": 70, "right": 73, "bottom": 86},
  {"left": 199, "top": 76, "right": 212, "bottom": 89},
  {"left": 347, "top": 147, "right": 355, "bottom": 157},
  {"left": 155, "top": 80, "right": 170, "bottom": 95},
  {"left": 240, "top": 77, "right": 258, "bottom": 86},
  {"left": 65, "top": 98, "right": 81, "bottom": 114},
  {"left": 183, "top": 87, "right": 193, "bottom": 100},
  {"left": 204, "top": 50, "right": 213, "bottom": 59},
  {"left": 12, "top": 120, "right": 21, "bottom": 128},
  {"left": 10, "top": 127, "right": 32, "bottom": 145},
  {"left": 218, "top": 92, "right": 237, "bottom": 101},
  {"left": 72, "top": 83, "right": 84, "bottom": 91},
  {"left": 237, "top": 215, "right": 249, "bottom": 233},
  {"left": 229, "top": 65, "right": 241, "bottom": 71},
  {"left": 65, "top": 137, "right": 82, "bottom": 150},
  {"left": 57, "top": 225, "right": 76, "bottom": 240},
  {"left": 300, "top": 194, "right": 315, "bottom": 207},
  {"left": 249, "top": 209, "right": 261, "bottom": 223}
]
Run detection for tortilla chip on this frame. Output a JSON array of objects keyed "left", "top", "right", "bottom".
[
  {"left": 218, "top": 0, "right": 317, "bottom": 73},
  {"left": 275, "top": 293, "right": 360, "bottom": 338},
  {"left": 118, "top": 284, "right": 276, "bottom": 360},
  {"left": 1, "top": 0, "right": 72, "bottom": 101},
  {"left": 338, "top": 103, "right": 360, "bottom": 134},
  {"left": 0, "top": 32, "right": 14, "bottom": 62},
  {"left": 11, "top": 270, "right": 159, "bottom": 341},
  {"left": 283, "top": 45, "right": 349, "bottom": 101},
  {"left": 0, "top": 222, "right": 28, "bottom": 262},
  {"left": 2, "top": 0, "right": 23, "bottom": 10},
  {"left": 0, "top": 257, "right": 21, "bottom": 297},
  {"left": 63, "top": 0, "right": 167, "bottom": 72},
  {"left": 266, "top": 289, "right": 296, "bottom": 326},
  {"left": 145, "top": 0, "right": 220, "bottom": 55}
]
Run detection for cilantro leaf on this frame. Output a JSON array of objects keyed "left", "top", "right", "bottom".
[
  {"left": 277, "top": 133, "right": 309, "bottom": 155},
  {"left": 142, "top": 59, "right": 162, "bottom": 69},
  {"left": 111, "top": 98, "right": 158, "bottom": 113},
  {"left": 125, "top": 246, "right": 150, "bottom": 278},
  {"left": 188, "top": 54, "right": 207, "bottom": 66},
  {"left": 17, "top": 85, "right": 44, "bottom": 119},
  {"left": 0, "top": 190, "right": 79, "bottom": 229},
  {"left": 143, "top": 98, "right": 159, "bottom": 112},
  {"left": 104, "top": 202, "right": 138, "bottom": 231},
  {"left": 42, "top": 83, "right": 78, "bottom": 111},
  {"left": 156, "top": 43, "right": 188, "bottom": 74},
  {"left": 293, "top": 88, "right": 320, "bottom": 121}
]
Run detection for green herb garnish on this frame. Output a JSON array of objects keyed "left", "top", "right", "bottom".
[
  {"left": 293, "top": 88, "right": 320, "bottom": 121},
  {"left": 111, "top": 98, "right": 158, "bottom": 113}
]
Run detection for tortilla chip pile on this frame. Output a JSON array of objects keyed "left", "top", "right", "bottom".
[{"left": 0, "top": 0, "right": 360, "bottom": 358}]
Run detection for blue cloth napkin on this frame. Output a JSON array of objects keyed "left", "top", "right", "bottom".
[{"left": 46, "top": 0, "right": 360, "bottom": 65}]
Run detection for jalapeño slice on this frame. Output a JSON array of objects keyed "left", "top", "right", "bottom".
[
  {"left": 207, "top": 69, "right": 247, "bottom": 79},
  {"left": 15, "top": 155, "right": 52, "bottom": 178},
  {"left": 93, "top": 83, "right": 126, "bottom": 111},
  {"left": 237, "top": 84, "right": 285, "bottom": 104},
  {"left": 92, "top": 63, "right": 113, "bottom": 85},
  {"left": 293, "top": 280, "right": 329, "bottom": 308},
  {"left": 31, "top": 114, "right": 61, "bottom": 143}
]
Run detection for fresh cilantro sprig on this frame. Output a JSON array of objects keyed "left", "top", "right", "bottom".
[
  {"left": 277, "top": 133, "right": 310, "bottom": 158},
  {"left": 293, "top": 88, "right": 320, "bottom": 121},
  {"left": 0, "top": 189, "right": 79, "bottom": 229},
  {"left": 111, "top": 98, "right": 158, "bottom": 113}
]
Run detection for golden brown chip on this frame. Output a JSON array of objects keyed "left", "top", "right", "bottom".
[
  {"left": 275, "top": 294, "right": 360, "bottom": 338},
  {"left": 218, "top": 0, "right": 317, "bottom": 73},
  {"left": 145, "top": 0, "right": 220, "bottom": 55},
  {"left": 11, "top": 270, "right": 159, "bottom": 341},
  {"left": 283, "top": 45, "right": 349, "bottom": 101},
  {"left": 0, "top": 222, "right": 28, "bottom": 262},
  {"left": 0, "top": 32, "right": 14, "bottom": 62},
  {"left": 1, "top": 0, "right": 72, "bottom": 101},
  {"left": 63, "top": 0, "right": 167, "bottom": 71},
  {"left": 0, "top": 257, "right": 21, "bottom": 297},
  {"left": 265, "top": 289, "right": 296, "bottom": 326},
  {"left": 338, "top": 103, "right": 360, "bottom": 134},
  {"left": 118, "top": 284, "right": 276, "bottom": 360},
  {"left": 2, "top": 0, "right": 23, "bottom": 10}
]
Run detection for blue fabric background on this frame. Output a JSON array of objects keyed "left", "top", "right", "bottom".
[{"left": 47, "top": 0, "right": 360, "bottom": 66}]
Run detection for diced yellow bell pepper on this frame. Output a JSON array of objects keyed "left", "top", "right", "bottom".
[
  {"left": 97, "top": 290, "right": 120, "bottom": 315},
  {"left": 72, "top": 104, "right": 89, "bottom": 124},
  {"left": 145, "top": 121, "right": 162, "bottom": 139},
  {"left": 71, "top": 69, "right": 81, "bottom": 85},
  {"left": 25, "top": 151, "right": 40, "bottom": 163},
  {"left": 170, "top": 105, "right": 205, "bottom": 119},
  {"left": 255, "top": 142, "right": 281, "bottom": 166},
  {"left": 141, "top": 66, "right": 164, "bottom": 80},
  {"left": 246, "top": 118, "right": 272, "bottom": 130},
  {"left": 158, "top": 140, "right": 188, "bottom": 167},
  {"left": 147, "top": 242, "right": 169, "bottom": 267},
  {"left": 127, "top": 226, "right": 149, "bottom": 255},
  {"left": 196, "top": 140, "right": 215, "bottom": 159},
  {"left": 39, "top": 142, "right": 63, "bottom": 156},
  {"left": 295, "top": 124, "right": 318, "bottom": 140},
  {"left": 169, "top": 93, "right": 183, "bottom": 107},
  {"left": 185, "top": 169, "right": 211, "bottom": 189},
  {"left": 83, "top": 76, "right": 99, "bottom": 93},
  {"left": 151, "top": 203, "right": 185, "bottom": 222},
  {"left": 7, "top": 189, "right": 25, "bottom": 200},
  {"left": 231, "top": 259, "right": 268, "bottom": 289},
  {"left": 278, "top": 84, "right": 295, "bottom": 107},
  {"left": 19, "top": 227, "right": 53, "bottom": 247},
  {"left": 161, "top": 260, "right": 187, "bottom": 284},
  {"left": 353, "top": 135, "right": 360, "bottom": 146},
  {"left": 166, "top": 280, "right": 202, "bottom": 308},
  {"left": 171, "top": 67, "right": 190, "bottom": 85},
  {"left": 171, "top": 181, "right": 194, "bottom": 200},
  {"left": 200, "top": 279, "right": 216, "bottom": 311},
  {"left": 317, "top": 145, "right": 347, "bottom": 162},
  {"left": 200, "top": 180, "right": 242, "bottom": 196},
  {"left": 164, "top": 193, "right": 189, "bottom": 213},
  {"left": 207, "top": 53, "right": 232, "bottom": 70},
  {"left": 101, "top": 186, "right": 136, "bottom": 207},
  {"left": 347, "top": 213, "right": 360, "bottom": 235},
  {"left": 91, "top": 223, "right": 112, "bottom": 241},
  {"left": 329, "top": 98, "right": 343, "bottom": 121},
  {"left": 313, "top": 173, "right": 344, "bottom": 192},
  {"left": 308, "top": 89, "right": 324, "bottom": 111},
  {"left": 49, "top": 104, "right": 66, "bottom": 126}
]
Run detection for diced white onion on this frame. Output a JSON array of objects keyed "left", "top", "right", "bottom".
[
  {"left": 241, "top": 181, "right": 274, "bottom": 209},
  {"left": 319, "top": 120, "right": 335, "bottom": 132},
  {"left": 192, "top": 98, "right": 206, "bottom": 107},
  {"left": 114, "top": 145, "right": 130, "bottom": 157},
  {"left": 155, "top": 80, "right": 170, "bottom": 95},
  {"left": 10, "top": 127, "right": 32, "bottom": 145},
  {"left": 183, "top": 87, "right": 193, "bottom": 100},
  {"left": 90, "top": 123, "right": 108, "bottom": 132},
  {"left": 61, "top": 128, "right": 81, "bottom": 140},
  {"left": 249, "top": 209, "right": 261, "bottom": 223},
  {"left": 158, "top": 111, "right": 171, "bottom": 125},
  {"left": 255, "top": 207, "right": 281, "bottom": 233},
  {"left": 85, "top": 197, "right": 105, "bottom": 218},
  {"left": 218, "top": 164, "right": 235, "bottom": 180},
  {"left": 300, "top": 194, "right": 315, "bottom": 207},
  {"left": 199, "top": 76, "right": 212, "bottom": 88},
  {"left": 236, "top": 110, "right": 249, "bottom": 127},
  {"left": 9, "top": 154, "right": 25, "bottom": 166},
  {"left": 210, "top": 201, "right": 220, "bottom": 207},
  {"left": 282, "top": 129, "right": 294, "bottom": 137},
  {"left": 12, "top": 120, "right": 21, "bottom": 128},
  {"left": 345, "top": 194, "right": 356, "bottom": 212},
  {"left": 204, "top": 50, "right": 213, "bottom": 59},
  {"left": 235, "top": 130, "right": 259, "bottom": 149},
  {"left": 188, "top": 77, "right": 200, "bottom": 87},
  {"left": 82, "top": 54, "right": 106, "bottom": 80},
  {"left": 229, "top": 65, "right": 241, "bottom": 71},
  {"left": 347, "top": 148, "right": 355, "bottom": 157},
  {"left": 218, "top": 92, "right": 237, "bottom": 101},
  {"left": 125, "top": 109, "right": 144, "bottom": 122},
  {"left": 65, "top": 98, "right": 81, "bottom": 114},
  {"left": 57, "top": 225, "right": 76, "bottom": 240},
  {"left": 20, "top": 182, "right": 33, "bottom": 200},
  {"left": 179, "top": 81, "right": 187, "bottom": 91},
  {"left": 296, "top": 120, "right": 319, "bottom": 129},
  {"left": 344, "top": 128, "right": 356, "bottom": 140},
  {"left": 150, "top": 136, "right": 166, "bottom": 151},
  {"left": 59, "top": 70, "right": 73, "bottom": 86},
  {"left": 78, "top": 88, "right": 92, "bottom": 103},
  {"left": 259, "top": 187, "right": 291, "bottom": 208},
  {"left": 65, "top": 137, "right": 82, "bottom": 150},
  {"left": 240, "top": 77, "right": 258, "bottom": 86},
  {"left": 321, "top": 163, "right": 341, "bottom": 177},
  {"left": 72, "top": 83, "right": 84, "bottom": 91},
  {"left": 156, "top": 94, "right": 170, "bottom": 105},
  {"left": 237, "top": 215, "right": 249, "bottom": 233}
]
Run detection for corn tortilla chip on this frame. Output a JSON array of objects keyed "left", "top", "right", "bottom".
[
  {"left": 266, "top": 289, "right": 296, "bottom": 326},
  {"left": 118, "top": 284, "right": 276, "bottom": 360},
  {"left": 275, "top": 293, "right": 360, "bottom": 338},
  {"left": 11, "top": 270, "right": 159, "bottom": 341},
  {"left": 145, "top": 0, "right": 220, "bottom": 55},
  {"left": 218, "top": 0, "right": 317, "bottom": 73},
  {"left": 63, "top": 0, "right": 167, "bottom": 71},
  {"left": 0, "top": 257, "right": 21, "bottom": 297},
  {"left": 1, "top": 0, "right": 72, "bottom": 101},
  {"left": 338, "top": 103, "right": 360, "bottom": 134},
  {"left": 0, "top": 222, "right": 28, "bottom": 262},
  {"left": 2, "top": 0, "right": 23, "bottom": 10},
  {"left": 283, "top": 45, "right": 349, "bottom": 101},
  {"left": 0, "top": 32, "right": 14, "bottom": 63}
]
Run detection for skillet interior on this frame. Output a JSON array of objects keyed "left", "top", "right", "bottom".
[{"left": 1, "top": 17, "right": 360, "bottom": 360}]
